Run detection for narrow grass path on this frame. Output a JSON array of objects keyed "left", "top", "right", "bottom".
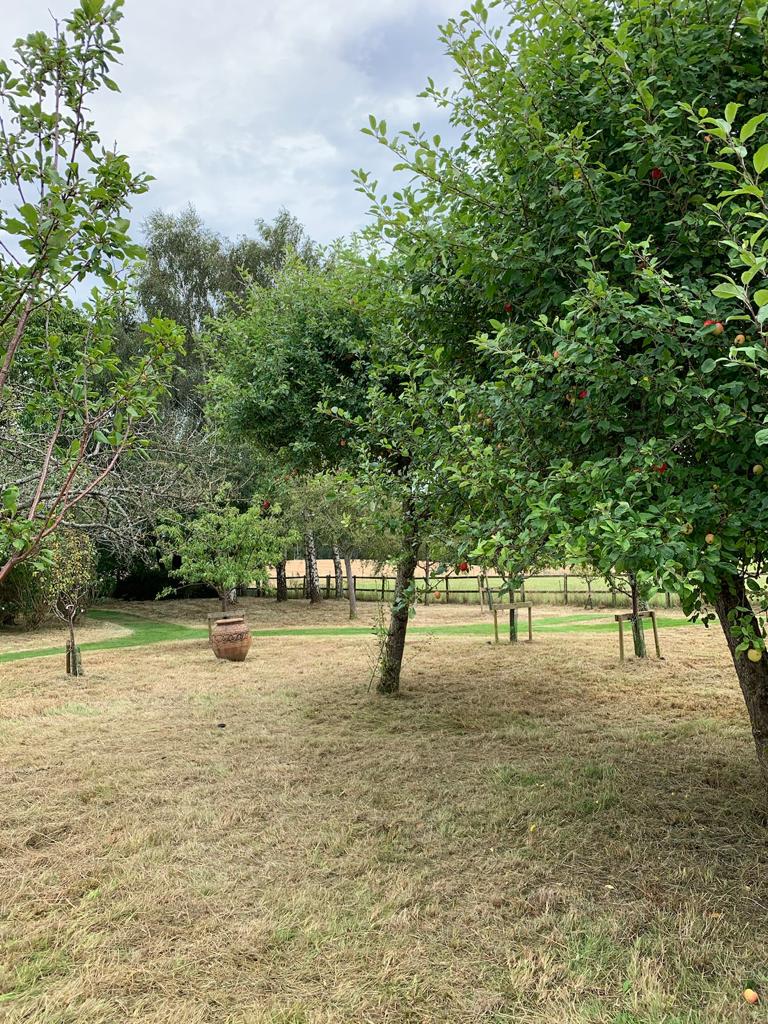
[{"left": 0, "top": 607, "right": 695, "bottom": 665}]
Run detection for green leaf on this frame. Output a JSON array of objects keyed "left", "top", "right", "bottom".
[
  {"left": 754, "top": 143, "right": 768, "bottom": 174},
  {"left": 2, "top": 487, "right": 18, "bottom": 513},
  {"left": 725, "top": 102, "right": 741, "bottom": 125},
  {"left": 637, "top": 83, "right": 655, "bottom": 110},
  {"left": 754, "top": 288, "right": 768, "bottom": 307},
  {"left": 701, "top": 358, "right": 717, "bottom": 374},
  {"left": 80, "top": 0, "right": 104, "bottom": 17},
  {"left": 708, "top": 161, "right": 740, "bottom": 174},
  {"left": 712, "top": 281, "right": 744, "bottom": 299},
  {"left": 741, "top": 113, "right": 768, "bottom": 142},
  {"left": 756, "top": 428, "right": 768, "bottom": 446}
]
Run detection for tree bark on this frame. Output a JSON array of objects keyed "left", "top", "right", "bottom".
[
  {"left": 629, "top": 574, "right": 647, "bottom": 658},
  {"left": 332, "top": 544, "right": 344, "bottom": 599},
  {"left": 715, "top": 576, "right": 768, "bottom": 785},
  {"left": 344, "top": 553, "right": 357, "bottom": 619},
  {"left": 276, "top": 559, "right": 288, "bottom": 602},
  {"left": 66, "top": 618, "right": 82, "bottom": 677},
  {"left": 305, "top": 531, "right": 322, "bottom": 604},
  {"left": 423, "top": 548, "right": 430, "bottom": 606},
  {"left": 378, "top": 501, "right": 419, "bottom": 695}
]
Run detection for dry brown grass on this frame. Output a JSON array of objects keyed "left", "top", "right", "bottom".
[{"left": 0, "top": 604, "right": 766, "bottom": 1023}]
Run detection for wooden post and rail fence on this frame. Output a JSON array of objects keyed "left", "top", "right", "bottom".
[{"left": 243, "top": 571, "right": 680, "bottom": 610}]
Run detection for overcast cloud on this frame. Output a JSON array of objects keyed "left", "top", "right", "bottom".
[{"left": 1, "top": 0, "right": 459, "bottom": 246}]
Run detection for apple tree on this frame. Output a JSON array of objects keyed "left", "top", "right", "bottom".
[
  {"left": 358, "top": 0, "right": 768, "bottom": 780},
  {"left": 156, "top": 501, "right": 295, "bottom": 613},
  {"left": 0, "top": 0, "right": 183, "bottom": 584}
]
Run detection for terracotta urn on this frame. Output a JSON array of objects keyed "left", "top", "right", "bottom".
[{"left": 211, "top": 616, "right": 252, "bottom": 662}]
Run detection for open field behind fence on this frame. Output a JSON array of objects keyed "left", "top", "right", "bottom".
[{"left": 249, "top": 573, "right": 680, "bottom": 609}]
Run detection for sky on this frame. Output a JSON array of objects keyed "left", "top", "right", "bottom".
[{"left": 1, "top": 0, "right": 460, "bottom": 247}]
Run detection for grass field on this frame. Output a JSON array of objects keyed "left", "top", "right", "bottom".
[{"left": 1, "top": 599, "right": 766, "bottom": 1022}]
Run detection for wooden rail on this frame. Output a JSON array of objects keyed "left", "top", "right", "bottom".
[{"left": 243, "top": 572, "right": 679, "bottom": 609}]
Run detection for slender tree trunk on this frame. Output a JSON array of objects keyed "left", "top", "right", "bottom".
[
  {"left": 423, "top": 548, "right": 430, "bottom": 606},
  {"left": 629, "top": 574, "right": 647, "bottom": 658},
  {"left": 276, "top": 559, "right": 288, "bottom": 602},
  {"left": 305, "top": 531, "right": 322, "bottom": 604},
  {"left": 344, "top": 553, "right": 357, "bottom": 620},
  {"left": 66, "top": 618, "right": 82, "bottom": 677},
  {"left": 332, "top": 544, "right": 344, "bottom": 599},
  {"left": 378, "top": 501, "right": 419, "bottom": 695},
  {"left": 715, "top": 576, "right": 768, "bottom": 785}
]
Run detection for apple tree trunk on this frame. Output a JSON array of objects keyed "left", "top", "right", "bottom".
[
  {"left": 629, "top": 574, "right": 647, "bottom": 659},
  {"left": 715, "top": 576, "right": 768, "bottom": 786},
  {"left": 275, "top": 559, "right": 288, "bottom": 602},
  {"left": 65, "top": 618, "right": 82, "bottom": 676},
  {"left": 332, "top": 544, "right": 344, "bottom": 599},
  {"left": 378, "top": 509, "right": 419, "bottom": 695},
  {"left": 305, "top": 531, "right": 322, "bottom": 605},
  {"left": 344, "top": 553, "right": 357, "bottom": 619}
]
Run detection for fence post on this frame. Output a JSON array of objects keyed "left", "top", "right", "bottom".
[
  {"left": 666, "top": 591, "right": 672, "bottom": 609},
  {"left": 612, "top": 584, "right": 617, "bottom": 608},
  {"left": 520, "top": 578, "right": 526, "bottom": 601},
  {"left": 381, "top": 576, "right": 386, "bottom": 601},
  {"left": 325, "top": 574, "right": 331, "bottom": 599},
  {"left": 352, "top": 575, "right": 357, "bottom": 601},
  {"left": 445, "top": 576, "right": 450, "bottom": 604},
  {"left": 563, "top": 573, "right": 568, "bottom": 605}
]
